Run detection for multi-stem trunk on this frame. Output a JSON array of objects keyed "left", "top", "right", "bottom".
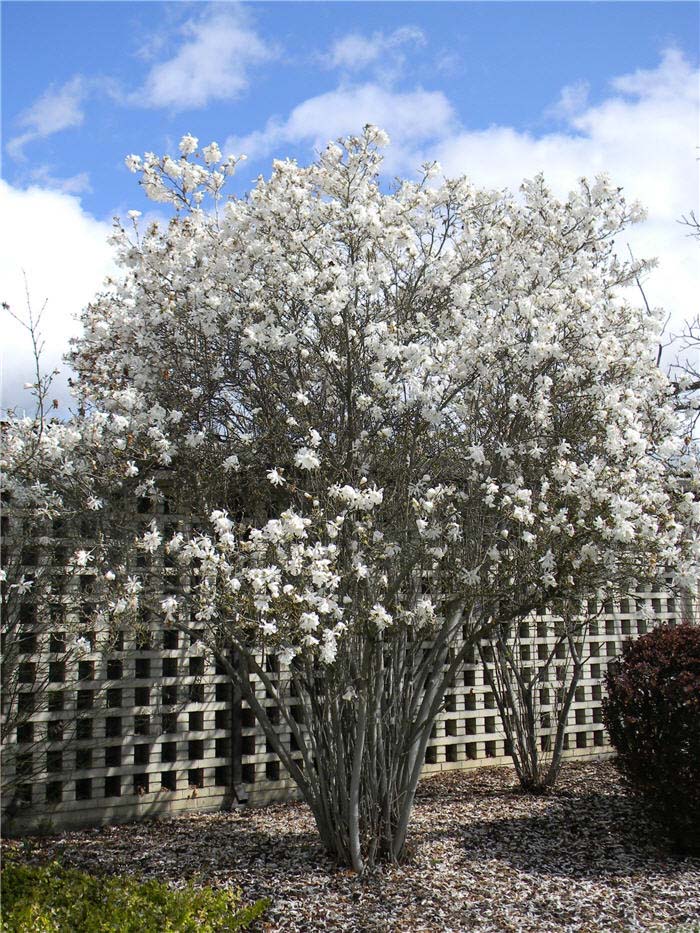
[
  {"left": 222, "top": 605, "right": 474, "bottom": 872},
  {"left": 480, "top": 618, "right": 588, "bottom": 793}
]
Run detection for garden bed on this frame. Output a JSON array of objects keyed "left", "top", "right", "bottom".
[{"left": 4, "top": 761, "right": 699, "bottom": 932}]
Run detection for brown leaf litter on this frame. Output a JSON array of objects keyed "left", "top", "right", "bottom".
[{"left": 3, "top": 761, "right": 699, "bottom": 932}]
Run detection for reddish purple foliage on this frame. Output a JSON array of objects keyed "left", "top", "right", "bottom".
[{"left": 603, "top": 623, "right": 700, "bottom": 854}]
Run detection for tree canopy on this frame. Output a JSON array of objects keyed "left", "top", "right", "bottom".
[{"left": 4, "top": 126, "right": 697, "bottom": 869}]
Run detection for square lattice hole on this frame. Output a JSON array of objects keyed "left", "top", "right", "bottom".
[
  {"left": 188, "top": 768, "right": 204, "bottom": 788},
  {"left": 75, "top": 778, "right": 92, "bottom": 801},
  {"left": 161, "top": 685, "right": 178, "bottom": 706},
  {"left": 135, "top": 714, "right": 150, "bottom": 736},
  {"left": 105, "top": 776, "right": 121, "bottom": 798},
  {"left": 75, "top": 719, "right": 92, "bottom": 740},
  {"left": 105, "top": 746, "right": 121, "bottom": 768},
  {"left": 161, "top": 771, "right": 177, "bottom": 791},
  {"left": 161, "top": 742, "right": 177, "bottom": 763},
  {"left": 162, "top": 713, "right": 178, "bottom": 734},
  {"left": 135, "top": 686, "right": 151, "bottom": 706}
]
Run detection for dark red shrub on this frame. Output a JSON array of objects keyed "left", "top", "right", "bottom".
[{"left": 603, "top": 623, "right": 700, "bottom": 854}]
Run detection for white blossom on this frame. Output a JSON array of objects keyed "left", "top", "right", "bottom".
[
  {"left": 222, "top": 455, "right": 240, "bottom": 472},
  {"left": 267, "top": 468, "right": 285, "bottom": 487},
  {"left": 295, "top": 447, "right": 321, "bottom": 471},
  {"left": 74, "top": 549, "right": 93, "bottom": 568},
  {"left": 179, "top": 134, "right": 198, "bottom": 156},
  {"left": 370, "top": 603, "right": 393, "bottom": 632}
]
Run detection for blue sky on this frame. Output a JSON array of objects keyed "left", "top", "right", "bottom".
[
  {"left": 1, "top": 1, "right": 699, "bottom": 410},
  {"left": 3, "top": 1, "right": 698, "bottom": 215}
]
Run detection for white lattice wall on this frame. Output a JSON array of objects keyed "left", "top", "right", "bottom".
[{"left": 2, "top": 490, "right": 696, "bottom": 833}]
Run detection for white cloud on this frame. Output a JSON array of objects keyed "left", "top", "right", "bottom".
[
  {"left": 135, "top": 6, "right": 274, "bottom": 110},
  {"left": 546, "top": 79, "right": 590, "bottom": 119},
  {"left": 429, "top": 48, "right": 699, "bottom": 336},
  {"left": 227, "top": 83, "right": 456, "bottom": 172},
  {"left": 326, "top": 26, "right": 425, "bottom": 74},
  {"left": 7, "top": 76, "right": 87, "bottom": 161},
  {"left": 0, "top": 181, "right": 116, "bottom": 413},
  {"left": 25, "top": 165, "right": 93, "bottom": 196}
]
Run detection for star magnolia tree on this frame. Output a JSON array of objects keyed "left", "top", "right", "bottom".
[
  {"left": 0, "top": 405, "right": 162, "bottom": 802},
  {"left": 69, "top": 128, "right": 698, "bottom": 871}
]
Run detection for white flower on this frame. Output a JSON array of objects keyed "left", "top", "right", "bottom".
[
  {"left": 278, "top": 645, "right": 297, "bottom": 665},
  {"left": 74, "top": 549, "right": 93, "bottom": 568},
  {"left": 300, "top": 611, "right": 320, "bottom": 632},
  {"left": 74, "top": 635, "right": 92, "bottom": 656},
  {"left": 267, "top": 468, "right": 286, "bottom": 487},
  {"left": 202, "top": 142, "right": 222, "bottom": 165},
  {"left": 125, "top": 461, "right": 139, "bottom": 477},
  {"left": 185, "top": 431, "right": 205, "bottom": 448},
  {"left": 210, "top": 509, "right": 234, "bottom": 535},
  {"left": 294, "top": 391, "right": 310, "bottom": 406},
  {"left": 369, "top": 603, "right": 393, "bottom": 632},
  {"left": 223, "top": 454, "right": 240, "bottom": 472},
  {"left": 161, "top": 596, "right": 178, "bottom": 623},
  {"left": 295, "top": 447, "right": 320, "bottom": 471},
  {"left": 320, "top": 631, "right": 338, "bottom": 664},
  {"left": 127, "top": 210, "right": 142, "bottom": 220},
  {"left": 87, "top": 496, "right": 103, "bottom": 511},
  {"left": 11, "top": 575, "right": 34, "bottom": 594},
  {"left": 179, "top": 134, "right": 199, "bottom": 156},
  {"left": 539, "top": 549, "right": 556, "bottom": 572},
  {"left": 513, "top": 506, "right": 534, "bottom": 525},
  {"left": 141, "top": 524, "right": 162, "bottom": 553}
]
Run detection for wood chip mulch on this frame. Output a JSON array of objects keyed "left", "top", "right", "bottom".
[{"left": 3, "top": 760, "right": 699, "bottom": 932}]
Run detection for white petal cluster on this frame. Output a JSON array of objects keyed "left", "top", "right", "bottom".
[{"left": 44, "top": 124, "right": 698, "bottom": 666}]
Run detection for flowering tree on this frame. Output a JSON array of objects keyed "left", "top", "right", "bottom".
[
  {"left": 67, "top": 128, "right": 698, "bottom": 870},
  {"left": 0, "top": 303, "right": 159, "bottom": 808},
  {"left": 664, "top": 213, "right": 700, "bottom": 437},
  {"left": 1, "top": 411, "right": 109, "bottom": 805}
]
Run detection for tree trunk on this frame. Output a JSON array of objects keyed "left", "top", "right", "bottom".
[{"left": 220, "top": 606, "right": 475, "bottom": 871}]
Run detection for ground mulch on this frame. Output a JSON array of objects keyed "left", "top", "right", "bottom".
[{"left": 3, "top": 760, "right": 699, "bottom": 932}]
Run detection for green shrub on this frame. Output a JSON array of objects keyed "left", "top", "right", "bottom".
[
  {"left": 603, "top": 622, "right": 700, "bottom": 855},
  {"left": 0, "top": 856, "right": 269, "bottom": 932}
]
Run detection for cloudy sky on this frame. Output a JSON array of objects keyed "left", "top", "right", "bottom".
[{"left": 2, "top": 1, "right": 698, "bottom": 413}]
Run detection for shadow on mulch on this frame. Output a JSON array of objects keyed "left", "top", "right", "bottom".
[
  {"left": 4, "top": 812, "right": 333, "bottom": 885},
  {"left": 455, "top": 793, "right": 699, "bottom": 880}
]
